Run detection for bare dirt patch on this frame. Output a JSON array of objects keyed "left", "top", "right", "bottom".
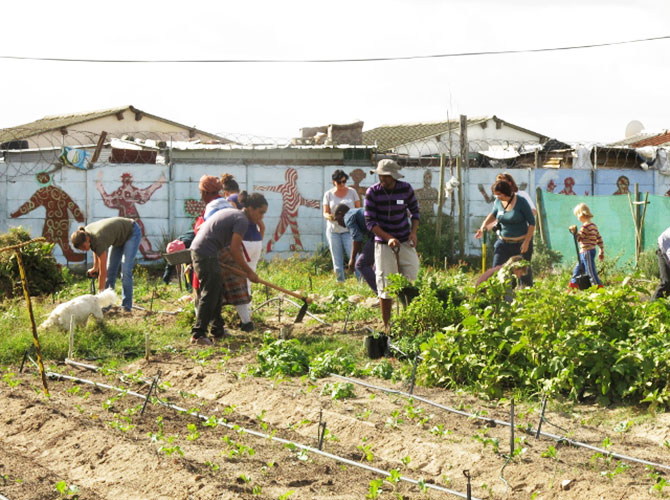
[{"left": 1, "top": 332, "right": 669, "bottom": 500}]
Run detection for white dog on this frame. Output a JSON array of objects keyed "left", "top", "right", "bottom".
[{"left": 39, "top": 289, "right": 120, "bottom": 331}]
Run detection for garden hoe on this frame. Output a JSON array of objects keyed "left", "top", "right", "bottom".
[{"left": 221, "top": 264, "right": 312, "bottom": 323}]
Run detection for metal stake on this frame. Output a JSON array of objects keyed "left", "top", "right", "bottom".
[
  {"left": 408, "top": 356, "right": 418, "bottom": 395},
  {"left": 278, "top": 295, "right": 282, "bottom": 323},
  {"left": 535, "top": 396, "right": 548, "bottom": 439},
  {"left": 317, "top": 409, "right": 327, "bottom": 450},
  {"left": 342, "top": 302, "right": 352, "bottom": 334},
  {"left": 463, "top": 470, "right": 471, "bottom": 500},
  {"left": 140, "top": 372, "right": 160, "bottom": 417}
]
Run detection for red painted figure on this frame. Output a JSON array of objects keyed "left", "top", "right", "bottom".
[
  {"left": 255, "top": 168, "right": 320, "bottom": 252},
  {"left": 96, "top": 171, "right": 166, "bottom": 259},
  {"left": 11, "top": 171, "right": 86, "bottom": 262},
  {"left": 559, "top": 177, "right": 576, "bottom": 195}
]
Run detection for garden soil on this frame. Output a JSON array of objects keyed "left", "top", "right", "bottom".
[{"left": 1, "top": 327, "right": 669, "bottom": 499}]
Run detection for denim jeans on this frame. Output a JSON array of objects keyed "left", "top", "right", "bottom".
[
  {"left": 570, "top": 248, "right": 602, "bottom": 287},
  {"left": 190, "top": 253, "right": 225, "bottom": 338},
  {"left": 492, "top": 238, "right": 534, "bottom": 287},
  {"left": 105, "top": 222, "right": 142, "bottom": 311},
  {"left": 355, "top": 238, "right": 377, "bottom": 293},
  {"left": 326, "top": 228, "right": 353, "bottom": 282}
]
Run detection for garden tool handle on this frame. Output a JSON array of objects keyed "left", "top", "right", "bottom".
[{"left": 221, "top": 264, "right": 312, "bottom": 304}]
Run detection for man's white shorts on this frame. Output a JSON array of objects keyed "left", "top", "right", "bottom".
[{"left": 374, "top": 241, "right": 420, "bottom": 299}]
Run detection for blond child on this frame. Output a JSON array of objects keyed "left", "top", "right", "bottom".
[{"left": 568, "top": 203, "right": 604, "bottom": 288}]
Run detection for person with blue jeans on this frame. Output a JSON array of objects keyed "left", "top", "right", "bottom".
[
  {"left": 475, "top": 180, "right": 535, "bottom": 286},
  {"left": 334, "top": 204, "right": 377, "bottom": 294},
  {"left": 322, "top": 169, "right": 361, "bottom": 282},
  {"left": 70, "top": 217, "right": 142, "bottom": 311}
]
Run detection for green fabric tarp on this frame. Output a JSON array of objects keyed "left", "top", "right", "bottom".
[{"left": 541, "top": 191, "right": 670, "bottom": 268}]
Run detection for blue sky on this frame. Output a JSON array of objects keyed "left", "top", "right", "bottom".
[{"left": 1, "top": 0, "right": 669, "bottom": 143}]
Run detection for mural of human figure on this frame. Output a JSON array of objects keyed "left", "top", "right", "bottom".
[
  {"left": 558, "top": 177, "right": 576, "bottom": 195},
  {"left": 254, "top": 168, "right": 320, "bottom": 252},
  {"left": 613, "top": 175, "right": 630, "bottom": 195},
  {"left": 11, "top": 171, "right": 85, "bottom": 262},
  {"left": 349, "top": 168, "right": 368, "bottom": 200},
  {"left": 96, "top": 171, "right": 166, "bottom": 260},
  {"left": 546, "top": 179, "right": 556, "bottom": 193},
  {"left": 415, "top": 169, "right": 439, "bottom": 217}
]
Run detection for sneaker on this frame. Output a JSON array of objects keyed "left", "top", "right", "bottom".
[
  {"left": 190, "top": 335, "right": 213, "bottom": 346},
  {"left": 240, "top": 322, "right": 254, "bottom": 333}
]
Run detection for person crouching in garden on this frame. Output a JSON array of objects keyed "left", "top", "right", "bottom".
[
  {"left": 332, "top": 204, "right": 377, "bottom": 294},
  {"left": 188, "top": 194, "right": 267, "bottom": 345},
  {"left": 475, "top": 179, "right": 535, "bottom": 286},
  {"left": 71, "top": 217, "right": 142, "bottom": 312},
  {"left": 364, "top": 159, "right": 420, "bottom": 332},
  {"left": 568, "top": 203, "right": 604, "bottom": 289}
]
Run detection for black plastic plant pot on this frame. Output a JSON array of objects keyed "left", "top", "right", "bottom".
[
  {"left": 365, "top": 334, "right": 388, "bottom": 359},
  {"left": 397, "top": 286, "right": 420, "bottom": 308}
]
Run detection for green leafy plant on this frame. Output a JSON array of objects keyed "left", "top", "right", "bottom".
[
  {"left": 54, "top": 480, "right": 79, "bottom": 499},
  {"left": 320, "top": 382, "right": 356, "bottom": 400},
  {"left": 253, "top": 334, "right": 309, "bottom": 377}
]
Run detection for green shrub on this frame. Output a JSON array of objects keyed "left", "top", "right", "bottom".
[
  {"left": 310, "top": 348, "right": 358, "bottom": 378},
  {"left": 0, "top": 227, "right": 64, "bottom": 298},
  {"left": 419, "top": 278, "right": 670, "bottom": 406},
  {"left": 531, "top": 237, "right": 563, "bottom": 277},
  {"left": 637, "top": 249, "right": 660, "bottom": 279}
]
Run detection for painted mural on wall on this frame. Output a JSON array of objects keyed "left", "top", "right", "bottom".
[
  {"left": 254, "top": 168, "right": 320, "bottom": 252},
  {"left": 349, "top": 168, "right": 369, "bottom": 200},
  {"left": 10, "top": 171, "right": 86, "bottom": 262},
  {"left": 414, "top": 170, "right": 439, "bottom": 217},
  {"left": 536, "top": 169, "right": 591, "bottom": 196},
  {"left": 593, "top": 169, "right": 653, "bottom": 196},
  {"left": 95, "top": 171, "right": 166, "bottom": 260},
  {"left": 612, "top": 175, "right": 630, "bottom": 196}
]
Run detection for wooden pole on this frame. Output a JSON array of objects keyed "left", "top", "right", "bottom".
[
  {"left": 458, "top": 115, "right": 468, "bottom": 259},
  {"left": 635, "top": 183, "right": 640, "bottom": 266},
  {"left": 535, "top": 187, "right": 546, "bottom": 245},
  {"left": 435, "top": 154, "right": 446, "bottom": 245},
  {"left": 457, "top": 156, "right": 465, "bottom": 260}
]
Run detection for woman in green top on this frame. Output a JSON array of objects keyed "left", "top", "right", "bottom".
[
  {"left": 70, "top": 217, "right": 142, "bottom": 311},
  {"left": 475, "top": 180, "right": 535, "bottom": 286}
]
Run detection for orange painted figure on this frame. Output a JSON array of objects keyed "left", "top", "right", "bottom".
[
  {"left": 96, "top": 171, "right": 166, "bottom": 259},
  {"left": 255, "top": 168, "right": 320, "bottom": 252},
  {"left": 11, "top": 171, "right": 85, "bottom": 262}
]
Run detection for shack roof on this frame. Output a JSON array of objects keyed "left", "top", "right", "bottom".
[{"left": 362, "top": 115, "right": 548, "bottom": 152}]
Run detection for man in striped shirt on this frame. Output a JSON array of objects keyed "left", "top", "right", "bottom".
[{"left": 364, "top": 159, "right": 420, "bottom": 332}]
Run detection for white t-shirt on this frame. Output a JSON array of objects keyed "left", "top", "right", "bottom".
[
  {"left": 517, "top": 190, "right": 536, "bottom": 211},
  {"left": 323, "top": 188, "right": 360, "bottom": 233}
]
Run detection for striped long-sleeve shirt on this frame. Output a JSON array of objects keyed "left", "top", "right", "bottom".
[
  {"left": 577, "top": 221, "right": 604, "bottom": 253},
  {"left": 364, "top": 181, "right": 420, "bottom": 243}
]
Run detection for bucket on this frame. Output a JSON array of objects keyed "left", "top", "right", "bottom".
[{"left": 365, "top": 334, "right": 388, "bottom": 359}]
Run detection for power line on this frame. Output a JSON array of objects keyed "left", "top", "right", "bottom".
[{"left": 0, "top": 34, "right": 669, "bottom": 64}]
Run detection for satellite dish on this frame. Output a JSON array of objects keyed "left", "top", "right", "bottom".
[{"left": 625, "top": 120, "right": 644, "bottom": 138}]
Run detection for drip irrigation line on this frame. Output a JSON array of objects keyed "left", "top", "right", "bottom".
[
  {"left": 43, "top": 370, "right": 481, "bottom": 500},
  {"left": 330, "top": 374, "right": 670, "bottom": 472},
  {"left": 0, "top": 494, "right": 11, "bottom": 500}
]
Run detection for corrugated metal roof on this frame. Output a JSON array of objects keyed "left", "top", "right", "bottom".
[
  {"left": 0, "top": 105, "right": 228, "bottom": 144},
  {"left": 362, "top": 115, "right": 548, "bottom": 152}
]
